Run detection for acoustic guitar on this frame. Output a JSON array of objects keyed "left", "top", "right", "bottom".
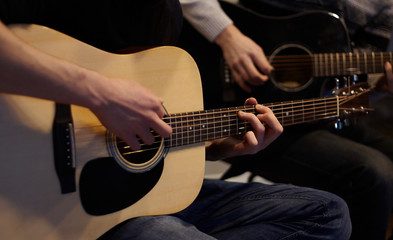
[
  {"left": 178, "top": 1, "right": 391, "bottom": 108},
  {"left": 0, "top": 24, "right": 370, "bottom": 239}
]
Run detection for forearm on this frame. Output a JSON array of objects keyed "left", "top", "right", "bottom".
[{"left": 0, "top": 21, "right": 106, "bottom": 110}]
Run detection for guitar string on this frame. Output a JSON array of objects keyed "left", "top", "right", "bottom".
[
  {"left": 119, "top": 106, "right": 339, "bottom": 155},
  {"left": 118, "top": 98, "right": 344, "bottom": 153},
  {"left": 269, "top": 52, "right": 391, "bottom": 61},
  {"left": 118, "top": 91, "right": 368, "bottom": 154},
  {"left": 269, "top": 53, "right": 390, "bottom": 68}
]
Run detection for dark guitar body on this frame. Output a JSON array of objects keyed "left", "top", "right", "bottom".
[{"left": 177, "top": 0, "right": 352, "bottom": 109}]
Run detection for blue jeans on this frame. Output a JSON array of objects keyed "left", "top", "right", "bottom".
[
  {"left": 99, "top": 180, "right": 351, "bottom": 240},
  {"left": 224, "top": 124, "right": 393, "bottom": 240}
]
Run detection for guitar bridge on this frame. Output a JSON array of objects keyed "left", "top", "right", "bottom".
[{"left": 53, "top": 103, "right": 76, "bottom": 194}]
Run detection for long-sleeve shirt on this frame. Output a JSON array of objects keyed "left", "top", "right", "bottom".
[{"left": 179, "top": 0, "right": 233, "bottom": 42}]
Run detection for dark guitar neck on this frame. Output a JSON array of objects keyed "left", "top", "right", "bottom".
[{"left": 312, "top": 52, "right": 392, "bottom": 77}]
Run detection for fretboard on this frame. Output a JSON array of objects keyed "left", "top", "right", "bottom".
[
  {"left": 313, "top": 52, "right": 392, "bottom": 77},
  {"left": 164, "top": 96, "right": 340, "bottom": 148}
]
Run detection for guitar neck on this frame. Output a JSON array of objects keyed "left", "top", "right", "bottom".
[
  {"left": 164, "top": 96, "right": 339, "bottom": 147},
  {"left": 313, "top": 52, "right": 392, "bottom": 77}
]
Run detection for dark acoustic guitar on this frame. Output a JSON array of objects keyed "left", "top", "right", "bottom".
[{"left": 178, "top": 1, "right": 391, "bottom": 109}]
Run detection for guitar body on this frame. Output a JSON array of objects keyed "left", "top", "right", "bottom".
[
  {"left": 0, "top": 25, "right": 205, "bottom": 240},
  {"left": 177, "top": 0, "right": 352, "bottom": 108}
]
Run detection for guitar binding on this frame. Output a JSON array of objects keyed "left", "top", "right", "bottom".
[
  {"left": 106, "top": 131, "right": 168, "bottom": 173},
  {"left": 269, "top": 43, "right": 314, "bottom": 92}
]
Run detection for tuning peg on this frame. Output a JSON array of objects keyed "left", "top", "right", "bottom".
[{"left": 334, "top": 118, "right": 343, "bottom": 130}]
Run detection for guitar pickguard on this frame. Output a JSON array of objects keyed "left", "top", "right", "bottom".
[{"left": 79, "top": 157, "right": 163, "bottom": 216}]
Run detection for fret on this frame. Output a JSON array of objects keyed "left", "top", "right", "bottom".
[
  {"left": 281, "top": 102, "right": 284, "bottom": 125},
  {"left": 364, "top": 52, "right": 367, "bottom": 73},
  {"left": 313, "top": 54, "right": 318, "bottom": 77},
  {"left": 324, "top": 53, "right": 329, "bottom": 76},
  {"left": 330, "top": 53, "right": 334, "bottom": 76},
  {"left": 201, "top": 111, "right": 207, "bottom": 142},
  {"left": 173, "top": 114, "right": 178, "bottom": 147},
  {"left": 349, "top": 52, "right": 353, "bottom": 71},
  {"left": 198, "top": 111, "right": 202, "bottom": 143},
  {"left": 319, "top": 54, "right": 323, "bottom": 77},
  {"left": 313, "top": 99, "right": 316, "bottom": 120},
  {"left": 342, "top": 53, "right": 346, "bottom": 75},
  {"left": 188, "top": 112, "right": 195, "bottom": 143},
  {"left": 186, "top": 113, "right": 189, "bottom": 145},
  {"left": 191, "top": 112, "right": 195, "bottom": 144},
  {"left": 336, "top": 53, "right": 340, "bottom": 75},
  {"left": 211, "top": 109, "right": 215, "bottom": 140},
  {"left": 380, "top": 52, "right": 385, "bottom": 71},
  {"left": 180, "top": 113, "right": 184, "bottom": 146},
  {"left": 372, "top": 52, "right": 375, "bottom": 73},
  {"left": 168, "top": 114, "right": 173, "bottom": 147},
  {"left": 225, "top": 108, "right": 230, "bottom": 137},
  {"left": 242, "top": 106, "right": 247, "bottom": 133},
  {"left": 234, "top": 107, "right": 238, "bottom": 135},
  {"left": 220, "top": 109, "right": 223, "bottom": 139},
  {"left": 356, "top": 52, "right": 360, "bottom": 71},
  {"left": 302, "top": 99, "right": 305, "bottom": 122}
]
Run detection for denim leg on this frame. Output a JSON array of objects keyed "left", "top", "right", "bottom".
[
  {"left": 100, "top": 180, "right": 350, "bottom": 240},
  {"left": 243, "top": 129, "right": 393, "bottom": 240},
  {"left": 174, "top": 180, "right": 352, "bottom": 240},
  {"left": 99, "top": 215, "right": 216, "bottom": 240}
]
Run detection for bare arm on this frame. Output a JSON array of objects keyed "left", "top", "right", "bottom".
[{"left": 0, "top": 21, "right": 171, "bottom": 150}]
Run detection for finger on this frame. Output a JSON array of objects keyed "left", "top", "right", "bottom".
[
  {"left": 231, "top": 60, "right": 249, "bottom": 83},
  {"left": 122, "top": 134, "right": 142, "bottom": 151},
  {"left": 385, "top": 62, "right": 393, "bottom": 81},
  {"left": 256, "top": 106, "right": 283, "bottom": 132},
  {"left": 252, "top": 50, "right": 274, "bottom": 75},
  {"left": 135, "top": 127, "right": 156, "bottom": 146},
  {"left": 238, "top": 110, "right": 266, "bottom": 139},
  {"left": 241, "top": 58, "right": 267, "bottom": 86},
  {"left": 244, "top": 97, "right": 258, "bottom": 106},
  {"left": 243, "top": 130, "right": 258, "bottom": 148},
  {"left": 151, "top": 117, "right": 172, "bottom": 138},
  {"left": 233, "top": 71, "right": 252, "bottom": 92}
]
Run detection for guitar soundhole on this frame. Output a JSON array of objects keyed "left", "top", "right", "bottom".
[
  {"left": 269, "top": 44, "right": 313, "bottom": 92},
  {"left": 108, "top": 132, "right": 168, "bottom": 173}
]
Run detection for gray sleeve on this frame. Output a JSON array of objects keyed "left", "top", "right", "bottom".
[{"left": 180, "top": 0, "right": 233, "bottom": 42}]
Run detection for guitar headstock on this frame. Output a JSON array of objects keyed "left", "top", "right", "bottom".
[{"left": 335, "top": 82, "right": 372, "bottom": 120}]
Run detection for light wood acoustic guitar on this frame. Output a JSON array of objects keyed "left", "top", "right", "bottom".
[{"left": 0, "top": 24, "right": 371, "bottom": 239}]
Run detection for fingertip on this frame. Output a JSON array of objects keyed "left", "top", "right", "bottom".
[
  {"left": 386, "top": 61, "right": 392, "bottom": 71},
  {"left": 245, "top": 97, "right": 257, "bottom": 105}
]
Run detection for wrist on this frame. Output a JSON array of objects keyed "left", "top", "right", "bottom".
[{"left": 214, "top": 24, "right": 240, "bottom": 48}]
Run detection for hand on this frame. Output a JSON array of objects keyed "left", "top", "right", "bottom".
[
  {"left": 0, "top": 21, "right": 171, "bottom": 151},
  {"left": 90, "top": 77, "right": 172, "bottom": 151},
  {"left": 375, "top": 62, "right": 393, "bottom": 94},
  {"left": 206, "top": 97, "right": 283, "bottom": 160},
  {"left": 215, "top": 25, "right": 273, "bottom": 92}
]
